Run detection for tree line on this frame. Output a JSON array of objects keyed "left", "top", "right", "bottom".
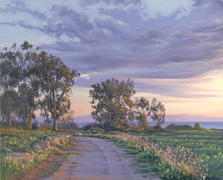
[
  {"left": 89, "top": 78, "right": 166, "bottom": 131},
  {"left": 1, "top": 41, "right": 80, "bottom": 130},
  {"left": 1, "top": 41, "right": 165, "bottom": 132}
]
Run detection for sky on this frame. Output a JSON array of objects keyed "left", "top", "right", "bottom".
[{"left": 1, "top": 0, "right": 223, "bottom": 118}]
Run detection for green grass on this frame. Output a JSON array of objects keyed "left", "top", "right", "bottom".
[
  {"left": 144, "top": 130, "right": 223, "bottom": 180},
  {"left": 0, "top": 127, "right": 72, "bottom": 180}
]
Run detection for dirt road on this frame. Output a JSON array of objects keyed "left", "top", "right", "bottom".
[{"left": 41, "top": 136, "right": 160, "bottom": 180}]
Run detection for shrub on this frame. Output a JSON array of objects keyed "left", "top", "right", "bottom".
[
  {"left": 194, "top": 122, "right": 201, "bottom": 130},
  {"left": 166, "top": 124, "right": 193, "bottom": 130},
  {"left": 82, "top": 123, "right": 102, "bottom": 131},
  {"left": 39, "top": 123, "right": 52, "bottom": 130},
  {"left": 58, "top": 122, "right": 79, "bottom": 130}
]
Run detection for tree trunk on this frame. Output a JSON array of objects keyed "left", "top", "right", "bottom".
[
  {"left": 8, "top": 116, "right": 12, "bottom": 128},
  {"left": 29, "top": 107, "right": 32, "bottom": 129},
  {"left": 158, "top": 121, "right": 162, "bottom": 128},
  {"left": 25, "top": 119, "right": 29, "bottom": 129},
  {"left": 53, "top": 118, "right": 58, "bottom": 131}
]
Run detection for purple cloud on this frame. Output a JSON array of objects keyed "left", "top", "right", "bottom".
[{"left": 1, "top": 0, "right": 223, "bottom": 93}]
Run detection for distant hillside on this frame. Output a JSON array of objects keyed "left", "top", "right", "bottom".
[
  {"left": 71, "top": 114, "right": 223, "bottom": 123},
  {"left": 73, "top": 115, "right": 94, "bottom": 123},
  {"left": 35, "top": 114, "right": 223, "bottom": 125},
  {"left": 165, "top": 114, "right": 223, "bottom": 122}
]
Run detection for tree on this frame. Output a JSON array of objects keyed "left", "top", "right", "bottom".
[
  {"left": 149, "top": 98, "right": 166, "bottom": 128},
  {"left": 194, "top": 122, "right": 201, "bottom": 130},
  {"left": 1, "top": 43, "right": 21, "bottom": 92},
  {"left": 1, "top": 41, "right": 79, "bottom": 130},
  {"left": 1, "top": 43, "right": 22, "bottom": 127},
  {"left": 1, "top": 41, "right": 43, "bottom": 129},
  {"left": 135, "top": 97, "right": 150, "bottom": 129},
  {"left": 58, "top": 110, "right": 74, "bottom": 129},
  {"left": 89, "top": 78, "right": 136, "bottom": 131},
  {"left": 17, "top": 83, "right": 39, "bottom": 129},
  {"left": 1, "top": 90, "right": 19, "bottom": 127},
  {"left": 16, "top": 42, "right": 42, "bottom": 129},
  {"left": 39, "top": 52, "right": 80, "bottom": 131}
]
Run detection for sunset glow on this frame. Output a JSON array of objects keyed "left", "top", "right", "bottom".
[{"left": 1, "top": 0, "right": 223, "bottom": 119}]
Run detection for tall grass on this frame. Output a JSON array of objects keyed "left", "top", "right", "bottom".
[{"left": 0, "top": 127, "right": 68, "bottom": 180}]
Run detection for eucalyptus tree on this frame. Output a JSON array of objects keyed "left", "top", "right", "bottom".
[
  {"left": 135, "top": 97, "right": 150, "bottom": 129},
  {"left": 1, "top": 90, "right": 20, "bottom": 127},
  {"left": 149, "top": 98, "right": 166, "bottom": 128},
  {"left": 1, "top": 41, "right": 79, "bottom": 130},
  {"left": 89, "top": 78, "right": 136, "bottom": 131},
  {"left": 17, "top": 83, "right": 39, "bottom": 129},
  {"left": 1, "top": 43, "right": 21, "bottom": 92},
  {"left": 58, "top": 110, "right": 74, "bottom": 129},
  {"left": 1, "top": 43, "right": 21, "bottom": 127},
  {"left": 16, "top": 41, "right": 43, "bottom": 129},
  {"left": 38, "top": 52, "right": 80, "bottom": 131}
]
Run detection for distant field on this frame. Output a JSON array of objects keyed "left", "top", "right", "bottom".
[{"left": 75, "top": 121, "right": 223, "bottom": 129}]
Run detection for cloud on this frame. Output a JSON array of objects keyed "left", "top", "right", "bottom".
[
  {"left": 1, "top": 0, "right": 223, "bottom": 118},
  {"left": 139, "top": 0, "right": 196, "bottom": 20}
]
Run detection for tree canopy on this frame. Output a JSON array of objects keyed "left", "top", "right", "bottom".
[
  {"left": 1, "top": 41, "right": 79, "bottom": 130},
  {"left": 89, "top": 78, "right": 136, "bottom": 131},
  {"left": 135, "top": 97, "right": 150, "bottom": 129},
  {"left": 89, "top": 79, "right": 166, "bottom": 130},
  {"left": 39, "top": 53, "right": 80, "bottom": 131},
  {"left": 150, "top": 98, "right": 166, "bottom": 128}
]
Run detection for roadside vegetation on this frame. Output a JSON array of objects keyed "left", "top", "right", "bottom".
[
  {"left": 0, "top": 127, "right": 76, "bottom": 180},
  {"left": 81, "top": 128, "right": 223, "bottom": 180}
]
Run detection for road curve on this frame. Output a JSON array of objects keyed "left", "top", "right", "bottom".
[{"left": 43, "top": 136, "right": 161, "bottom": 180}]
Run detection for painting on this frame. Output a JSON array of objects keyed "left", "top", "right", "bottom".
[{"left": 1, "top": 0, "right": 223, "bottom": 179}]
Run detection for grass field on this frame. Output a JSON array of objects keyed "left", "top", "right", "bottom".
[
  {"left": 0, "top": 127, "right": 73, "bottom": 180},
  {"left": 144, "top": 130, "right": 223, "bottom": 180},
  {"left": 83, "top": 128, "right": 223, "bottom": 180},
  {"left": 1, "top": 126, "right": 222, "bottom": 180}
]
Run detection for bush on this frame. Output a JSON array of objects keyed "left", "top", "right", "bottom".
[
  {"left": 165, "top": 124, "right": 193, "bottom": 130},
  {"left": 154, "top": 124, "right": 162, "bottom": 130},
  {"left": 194, "top": 122, "right": 201, "bottom": 130},
  {"left": 39, "top": 123, "right": 52, "bottom": 130},
  {"left": 1, "top": 117, "right": 39, "bottom": 130},
  {"left": 58, "top": 122, "right": 79, "bottom": 130},
  {"left": 82, "top": 123, "right": 104, "bottom": 132}
]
